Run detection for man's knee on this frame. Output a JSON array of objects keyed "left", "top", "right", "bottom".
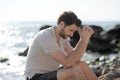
[
  {"left": 57, "top": 62, "right": 89, "bottom": 80},
  {"left": 71, "top": 62, "right": 85, "bottom": 75},
  {"left": 57, "top": 67, "right": 75, "bottom": 80},
  {"left": 57, "top": 65, "right": 82, "bottom": 80}
]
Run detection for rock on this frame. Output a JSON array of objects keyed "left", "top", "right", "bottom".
[
  {"left": 98, "top": 70, "right": 120, "bottom": 80},
  {"left": 39, "top": 25, "right": 52, "bottom": 31},
  {"left": 0, "top": 57, "right": 8, "bottom": 63},
  {"left": 19, "top": 47, "right": 29, "bottom": 56},
  {"left": 91, "top": 67, "right": 102, "bottom": 77},
  {"left": 89, "top": 24, "right": 120, "bottom": 53}
]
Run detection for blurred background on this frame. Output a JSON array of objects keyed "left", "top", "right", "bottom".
[{"left": 0, "top": 0, "right": 120, "bottom": 80}]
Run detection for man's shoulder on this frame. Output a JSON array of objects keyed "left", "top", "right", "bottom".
[{"left": 36, "top": 27, "right": 55, "bottom": 41}]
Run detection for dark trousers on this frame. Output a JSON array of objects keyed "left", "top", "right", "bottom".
[{"left": 27, "top": 70, "right": 57, "bottom": 80}]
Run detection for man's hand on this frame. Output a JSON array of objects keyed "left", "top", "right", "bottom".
[{"left": 78, "top": 26, "right": 94, "bottom": 43}]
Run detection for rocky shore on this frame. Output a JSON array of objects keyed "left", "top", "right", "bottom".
[{"left": 89, "top": 54, "right": 120, "bottom": 80}]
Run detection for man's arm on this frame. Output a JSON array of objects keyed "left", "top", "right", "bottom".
[
  {"left": 49, "top": 26, "right": 94, "bottom": 67},
  {"left": 64, "top": 39, "right": 84, "bottom": 62}
]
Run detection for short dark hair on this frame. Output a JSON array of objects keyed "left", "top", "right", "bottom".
[{"left": 57, "top": 11, "right": 82, "bottom": 27}]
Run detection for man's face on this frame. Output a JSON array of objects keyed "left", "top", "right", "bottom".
[{"left": 59, "top": 24, "right": 78, "bottom": 39}]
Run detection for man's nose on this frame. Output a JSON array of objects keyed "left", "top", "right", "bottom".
[{"left": 70, "top": 32, "right": 74, "bottom": 37}]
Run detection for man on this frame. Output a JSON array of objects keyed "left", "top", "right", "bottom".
[{"left": 25, "top": 11, "right": 98, "bottom": 80}]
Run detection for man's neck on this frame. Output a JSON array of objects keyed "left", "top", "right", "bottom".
[{"left": 54, "top": 26, "right": 61, "bottom": 43}]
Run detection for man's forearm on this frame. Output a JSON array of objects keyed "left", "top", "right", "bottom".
[
  {"left": 75, "top": 38, "right": 88, "bottom": 62},
  {"left": 67, "top": 38, "right": 89, "bottom": 66}
]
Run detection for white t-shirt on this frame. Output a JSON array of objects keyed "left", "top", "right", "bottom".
[{"left": 24, "top": 26, "right": 70, "bottom": 78}]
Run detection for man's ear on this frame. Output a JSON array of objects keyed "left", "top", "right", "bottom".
[{"left": 59, "top": 21, "right": 65, "bottom": 28}]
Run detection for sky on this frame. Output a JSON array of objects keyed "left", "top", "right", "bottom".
[{"left": 0, "top": 0, "right": 120, "bottom": 22}]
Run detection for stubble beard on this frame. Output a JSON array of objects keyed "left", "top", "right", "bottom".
[{"left": 59, "top": 28, "right": 67, "bottom": 39}]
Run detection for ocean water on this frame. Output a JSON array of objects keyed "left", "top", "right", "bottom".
[{"left": 0, "top": 21, "right": 120, "bottom": 80}]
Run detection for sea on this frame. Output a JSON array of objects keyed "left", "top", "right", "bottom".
[{"left": 0, "top": 21, "right": 120, "bottom": 80}]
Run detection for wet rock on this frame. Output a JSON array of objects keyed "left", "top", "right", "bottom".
[
  {"left": 0, "top": 57, "right": 8, "bottom": 63},
  {"left": 19, "top": 47, "right": 29, "bottom": 56},
  {"left": 98, "top": 70, "right": 120, "bottom": 80}
]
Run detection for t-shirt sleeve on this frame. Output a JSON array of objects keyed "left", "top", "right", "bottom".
[{"left": 40, "top": 36, "right": 61, "bottom": 54}]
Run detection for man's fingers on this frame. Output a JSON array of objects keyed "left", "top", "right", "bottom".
[
  {"left": 88, "top": 28, "right": 94, "bottom": 34},
  {"left": 82, "top": 26, "right": 94, "bottom": 34}
]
